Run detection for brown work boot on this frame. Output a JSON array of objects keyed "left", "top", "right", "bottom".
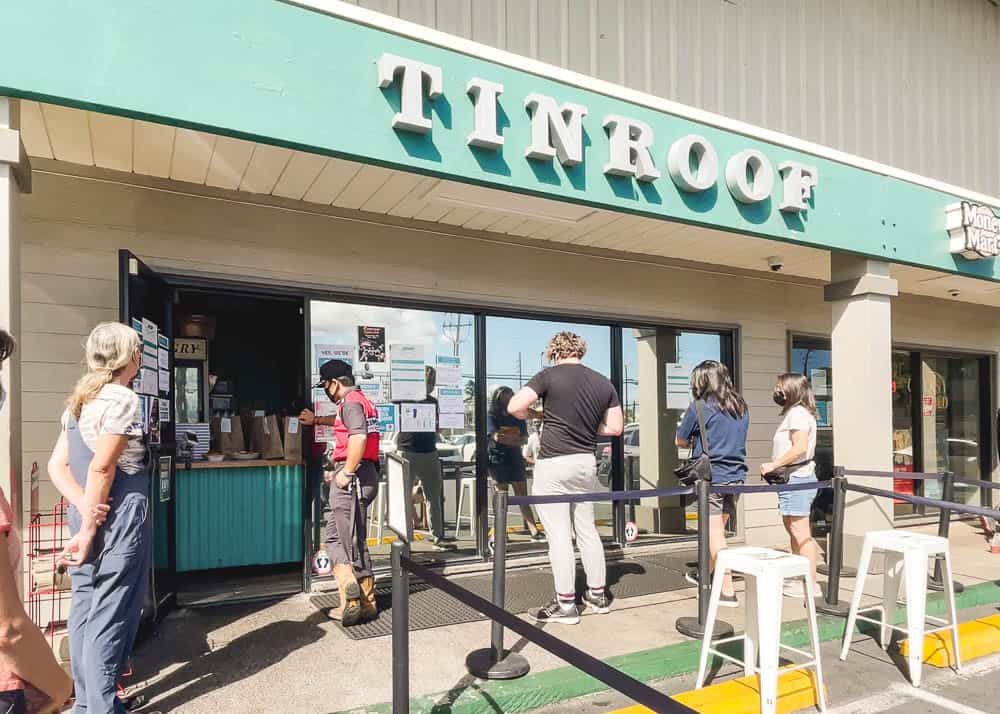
[
  {"left": 329, "top": 564, "right": 362, "bottom": 626},
  {"left": 358, "top": 576, "right": 378, "bottom": 622}
]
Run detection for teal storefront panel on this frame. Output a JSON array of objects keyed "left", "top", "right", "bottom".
[
  {"left": 1, "top": 1, "right": 998, "bottom": 280},
  {"left": 175, "top": 465, "right": 304, "bottom": 572}
]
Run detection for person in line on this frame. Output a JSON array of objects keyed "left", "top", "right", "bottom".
[
  {"left": 487, "top": 387, "right": 542, "bottom": 541},
  {"left": 47, "top": 322, "right": 151, "bottom": 713},
  {"left": 760, "top": 373, "right": 820, "bottom": 595},
  {"left": 0, "top": 330, "right": 74, "bottom": 714},
  {"left": 299, "top": 359, "right": 380, "bottom": 625},
  {"left": 395, "top": 366, "right": 451, "bottom": 549},
  {"left": 676, "top": 360, "right": 749, "bottom": 608},
  {"left": 508, "top": 332, "right": 623, "bottom": 624}
]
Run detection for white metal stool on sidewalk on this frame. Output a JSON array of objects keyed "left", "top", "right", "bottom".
[
  {"left": 454, "top": 477, "right": 476, "bottom": 539},
  {"left": 696, "top": 547, "right": 826, "bottom": 714},
  {"left": 839, "top": 529, "right": 961, "bottom": 687},
  {"left": 368, "top": 476, "right": 387, "bottom": 543}
]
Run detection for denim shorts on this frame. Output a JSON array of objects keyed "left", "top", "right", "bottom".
[{"left": 778, "top": 473, "right": 818, "bottom": 517}]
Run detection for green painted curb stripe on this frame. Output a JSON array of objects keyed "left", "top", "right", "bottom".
[{"left": 339, "top": 580, "right": 1000, "bottom": 714}]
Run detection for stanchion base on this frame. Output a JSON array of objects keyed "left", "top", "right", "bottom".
[
  {"left": 818, "top": 563, "right": 858, "bottom": 578},
  {"left": 675, "top": 616, "right": 734, "bottom": 640},
  {"left": 466, "top": 648, "right": 531, "bottom": 680},
  {"left": 927, "top": 577, "right": 965, "bottom": 594},
  {"left": 814, "top": 597, "right": 851, "bottom": 617}
]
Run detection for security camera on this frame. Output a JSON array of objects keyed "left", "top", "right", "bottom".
[{"left": 767, "top": 256, "right": 784, "bottom": 272}]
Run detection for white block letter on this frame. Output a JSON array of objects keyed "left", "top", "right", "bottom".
[
  {"left": 524, "top": 93, "right": 588, "bottom": 166},
  {"left": 467, "top": 78, "right": 504, "bottom": 150},
  {"left": 377, "top": 53, "right": 443, "bottom": 134},
  {"left": 667, "top": 135, "right": 719, "bottom": 192},
  {"left": 778, "top": 161, "right": 818, "bottom": 212},
  {"left": 602, "top": 115, "right": 660, "bottom": 182},
  {"left": 725, "top": 149, "right": 774, "bottom": 204}
]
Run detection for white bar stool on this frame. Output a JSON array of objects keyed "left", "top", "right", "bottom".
[
  {"left": 368, "top": 475, "right": 387, "bottom": 543},
  {"left": 839, "top": 529, "right": 961, "bottom": 687},
  {"left": 454, "top": 477, "right": 476, "bottom": 539},
  {"left": 696, "top": 547, "right": 826, "bottom": 714}
]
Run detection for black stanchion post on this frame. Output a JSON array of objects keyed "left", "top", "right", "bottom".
[
  {"left": 466, "top": 490, "right": 530, "bottom": 679},
  {"left": 391, "top": 540, "right": 410, "bottom": 714},
  {"left": 676, "top": 478, "right": 733, "bottom": 639},
  {"left": 817, "top": 467, "right": 857, "bottom": 581},
  {"left": 815, "top": 472, "right": 851, "bottom": 616},
  {"left": 928, "top": 471, "right": 965, "bottom": 594}
]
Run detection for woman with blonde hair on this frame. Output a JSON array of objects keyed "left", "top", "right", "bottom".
[
  {"left": 760, "top": 373, "right": 820, "bottom": 595},
  {"left": 48, "top": 322, "right": 150, "bottom": 713}
]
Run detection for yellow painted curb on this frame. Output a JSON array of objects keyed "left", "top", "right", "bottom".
[
  {"left": 899, "top": 613, "right": 1000, "bottom": 668},
  {"left": 610, "top": 668, "right": 823, "bottom": 714}
]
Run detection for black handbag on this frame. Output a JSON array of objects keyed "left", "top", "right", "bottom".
[
  {"left": 674, "top": 400, "right": 712, "bottom": 487},
  {"left": 762, "top": 461, "right": 812, "bottom": 485}
]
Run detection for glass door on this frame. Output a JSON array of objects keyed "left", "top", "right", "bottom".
[{"left": 620, "top": 327, "right": 734, "bottom": 540}]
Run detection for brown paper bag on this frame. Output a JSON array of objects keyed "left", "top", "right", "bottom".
[
  {"left": 212, "top": 415, "right": 246, "bottom": 455},
  {"left": 283, "top": 416, "right": 303, "bottom": 463},
  {"left": 250, "top": 414, "right": 284, "bottom": 459}
]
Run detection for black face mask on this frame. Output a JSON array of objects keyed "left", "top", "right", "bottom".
[{"left": 772, "top": 389, "right": 787, "bottom": 407}]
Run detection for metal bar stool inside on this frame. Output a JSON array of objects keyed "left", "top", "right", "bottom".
[
  {"left": 696, "top": 547, "right": 827, "bottom": 714},
  {"left": 839, "top": 529, "right": 961, "bottom": 687}
]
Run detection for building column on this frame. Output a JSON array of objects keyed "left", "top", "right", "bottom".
[
  {"left": 0, "top": 97, "right": 30, "bottom": 592},
  {"left": 825, "top": 254, "right": 898, "bottom": 564}
]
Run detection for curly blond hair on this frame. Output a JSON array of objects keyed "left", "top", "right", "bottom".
[{"left": 545, "top": 331, "right": 587, "bottom": 363}]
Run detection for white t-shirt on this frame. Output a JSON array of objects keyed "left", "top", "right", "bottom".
[
  {"left": 62, "top": 383, "right": 146, "bottom": 475},
  {"left": 771, "top": 405, "right": 817, "bottom": 477}
]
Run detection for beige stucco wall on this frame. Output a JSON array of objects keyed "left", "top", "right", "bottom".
[{"left": 16, "top": 170, "right": 1000, "bottom": 549}]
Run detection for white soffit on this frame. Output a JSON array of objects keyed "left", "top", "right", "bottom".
[{"left": 425, "top": 182, "right": 596, "bottom": 224}]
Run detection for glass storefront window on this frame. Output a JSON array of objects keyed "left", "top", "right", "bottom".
[
  {"left": 309, "top": 300, "right": 477, "bottom": 565},
  {"left": 485, "top": 316, "right": 611, "bottom": 546},
  {"left": 621, "top": 328, "right": 733, "bottom": 540}
]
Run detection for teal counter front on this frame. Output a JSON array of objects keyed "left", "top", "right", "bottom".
[{"left": 175, "top": 460, "right": 304, "bottom": 572}]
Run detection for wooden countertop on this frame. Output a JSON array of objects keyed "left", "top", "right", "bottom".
[{"left": 186, "top": 459, "right": 304, "bottom": 470}]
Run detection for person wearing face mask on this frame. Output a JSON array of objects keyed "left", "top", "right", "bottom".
[
  {"left": 0, "top": 329, "right": 74, "bottom": 714},
  {"left": 760, "top": 373, "right": 820, "bottom": 596},
  {"left": 299, "top": 359, "right": 380, "bottom": 625},
  {"left": 47, "top": 322, "right": 149, "bottom": 713}
]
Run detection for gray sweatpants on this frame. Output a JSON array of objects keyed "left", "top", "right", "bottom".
[
  {"left": 326, "top": 461, "right": 379, "bottom": 579},
  {"left": 532, "top": 453, "right": 606, "bottom": 597},
  {"left": 402, "top": 450, "right": 444, "bottom": 540}
]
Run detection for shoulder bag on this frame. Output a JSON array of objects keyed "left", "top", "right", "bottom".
[
  {"left": 762, "top": 460, "right": 812, "bottom": 485},
  {"left": 674, "top": 400, "right": 713, "bottom": 487}
]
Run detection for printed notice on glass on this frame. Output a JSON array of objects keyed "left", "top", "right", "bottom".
[
  {"left": 159, "top": 369, "right": 170, "bottom": 393},
  {"left": 390, "top": 344, "right": 426, "bottom": 401},
  {"left": 159, "top": 398, "right": 171, "bottom": 424},
  {"left": 439, "top": 411, "right": 465, "bottom": 430},
  {"left": 399, "top": 402, "right": 436, "bottom": 432},
  {"left": 357, "top": 326, "right": 387, "bottom": 367},
  {"left": 313, "top": 388, "right": 336, "bottom": 443},
  {"left": 810, "top": 369, "right": 829, "bottom": 397},
  {"left": 435, "top": 355, "right": 462, "bottom": 388},
  {"left": 142, "top": 350, "right": 158, "bottom": 371},
  {"left": 131, "top": 318, "right": 143, "bottom": 335},
  {"left": 315, "top": 344, "right": 354, "bottom": 375},
  {"left": 141, "top": 318, "right": 158, "bottom": 348},
  {"left": 665, "top": 363, "right": 691, "bottom": 410},
  {"left": 158, "top": 347, "right": 170, "bottom": 370},
  {"left": 376, "top": 403, "right": 398, "bottom": 434},
  {"left": 437, "top": 387, "right": 464, "bottom": 414},
  {"left": 357, "top": 379, "right": 384, "bottom": 402},
  {"left": 140, "top": 368, "right": 157, "bottom": 396}
]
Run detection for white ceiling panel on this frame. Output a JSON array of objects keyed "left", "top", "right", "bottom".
[
  {"left": 239, "top": 145, "right": 293, "bottom": 195},
  {"left": 18, "top": 101, "right": 53, "bottom": 159},
  {"left": 169, "top": 128, "right": 216, "bottom": 185},
  {"left": 204, "top": 136, "right": 255, "bottom": 190},
  {"left": 132, "top": 121, "right": 175, "bottom": 178},
  {"left": 272, "top": 151, "right": 328, "bottom": 200},
  {"left": 360, "top": 170, "right": 425, "bottom": 214},
  {"left": 41, "top": 104, "right": 94, "bottom": 165},
  {"left": 331, "top": 164, "right": 393, "bottom": 209},
  {"left": 88, "top": 112, "right": 133, "bottom": 172},
  {"left": 302, "top": 157, "right": 362, "bottom": 205}
]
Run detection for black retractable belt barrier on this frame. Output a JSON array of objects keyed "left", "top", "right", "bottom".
[
  {"left": 676, "top": 478, "right": 734, "bottom": 640},
  {"left": 391, "top": 540, "right": 410, "bottom": 714},
  {"left": 928, "top": 471, "right": 965, "bottom": 593},
  {"left": 466, "top": 489, "right": 531, "bottom": 679},
  {"left": 403, "top": 557, "right": 697, "bottom": 713},
  {"left": 816, "top": 470, "right": 852, "bottom": 616}
]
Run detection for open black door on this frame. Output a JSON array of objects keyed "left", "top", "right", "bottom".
[{"left": 118, "top": 250, "right": 177, "bottom": 623}]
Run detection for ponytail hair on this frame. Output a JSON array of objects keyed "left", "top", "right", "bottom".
[{"left": 66, "top": 322, "right": 140, "bottom": 418}]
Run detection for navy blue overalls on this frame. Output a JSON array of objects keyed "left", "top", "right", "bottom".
[{"left": 65, "top": 417, "right": 151, "bottom": 714}]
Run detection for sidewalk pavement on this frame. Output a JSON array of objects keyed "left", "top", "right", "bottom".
[{"left": 128, "top": 520, "right": 1000, "bottom": 713}]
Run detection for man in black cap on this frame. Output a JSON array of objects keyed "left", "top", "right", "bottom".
[{"left": 299, "top": 360, "right": 381, "bottom": 625}]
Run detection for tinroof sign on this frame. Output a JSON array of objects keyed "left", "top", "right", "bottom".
[{"left": 947, "top": 201, "right": 1000, "bottom": 260}]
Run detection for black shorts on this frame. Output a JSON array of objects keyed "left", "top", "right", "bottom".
[{"left": 0, "top": 689, "right": 26, "bottom": 714}]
